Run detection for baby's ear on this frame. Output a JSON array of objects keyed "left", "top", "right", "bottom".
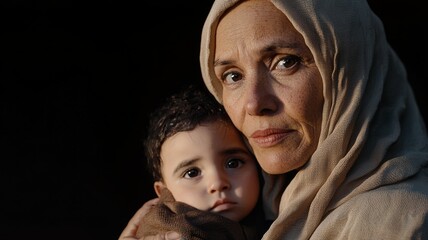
[{"left": 153, "top": 181, "right": 166, "bottom": 197}]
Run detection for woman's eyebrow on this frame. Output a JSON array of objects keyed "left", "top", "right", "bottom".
[
  {"left": 214, "top": 41, "right": 301, "bottom": 67},
  {"left": 262, "top": 41, "right": 300, "bottom": 52},
  {"left": 214, "top": 59, "right": 233, "bottom": 67}
]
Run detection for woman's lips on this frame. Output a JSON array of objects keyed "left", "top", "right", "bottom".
[{"left": 250, "top": 128, "right": 291, "bottom": 147}]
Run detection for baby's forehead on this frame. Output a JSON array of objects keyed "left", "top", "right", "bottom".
[{"left": 163, "top": 121, "right": 249, "bottom": 154}]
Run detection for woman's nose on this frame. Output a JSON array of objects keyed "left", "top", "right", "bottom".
[
  {"left": 208, "top": 172, "right": 230, "bottom": 193},
  {"left": 245, "top": 72, "right": 278, "bottom": 116}
]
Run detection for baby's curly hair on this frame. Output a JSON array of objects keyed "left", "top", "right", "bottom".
[{"left": 144, "top": 84, "right": 233, "bottom": 182}]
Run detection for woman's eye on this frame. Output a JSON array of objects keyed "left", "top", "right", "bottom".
[
  {"left": 226, "top": 158, "right": 244, "bottom": 168},
  {"left": 223, "top": 71, "right": 243, "bottom": 84},
  {"left": 183, "top": 168, "right": 200, "bottom": 178},
  {"left": 276, "top": 55, "right": 301, "bottom": 70}
]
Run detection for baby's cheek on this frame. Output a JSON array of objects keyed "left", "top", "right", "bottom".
[{"left": 173, "top": 190, "right": 206, "bottom": 210}]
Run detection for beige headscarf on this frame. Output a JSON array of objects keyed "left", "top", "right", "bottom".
[{"left": 200, "top": 0, "right": 428, "bottom": 239}]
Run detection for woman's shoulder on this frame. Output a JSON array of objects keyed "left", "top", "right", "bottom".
[
  {"left": 317, "top": 174, "right": 428, "bottom": 239},
  {"left": 342, "top": 172, "right": 428, "bottom": 215}
]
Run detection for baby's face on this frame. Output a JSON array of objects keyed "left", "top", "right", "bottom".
[{"left": 155, "top": 121, "right": 260, "bottom": 222}]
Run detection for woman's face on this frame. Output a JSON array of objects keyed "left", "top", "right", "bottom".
[{"left": 214, "top": 0, "right": 323, "bottom": 174}]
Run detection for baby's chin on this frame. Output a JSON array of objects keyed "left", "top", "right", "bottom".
[{"left": 213, "top": 209, "right": 244, "bottom": 222}]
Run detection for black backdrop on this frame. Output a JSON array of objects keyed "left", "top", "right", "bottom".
[{"left": 1, "top": 1, "right": 426, "bottom": 239}]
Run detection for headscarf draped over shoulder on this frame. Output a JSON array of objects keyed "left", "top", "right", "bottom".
[{"left": 200, "top": 0, "right": 428, "bottom": 239}]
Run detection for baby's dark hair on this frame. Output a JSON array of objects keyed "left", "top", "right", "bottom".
[{"left": 144, "top": 84, "right": 234, "bottom": 182}]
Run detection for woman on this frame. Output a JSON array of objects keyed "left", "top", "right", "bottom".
[{"left": 121, "top": 0, "right": 428, "bottom": 239}]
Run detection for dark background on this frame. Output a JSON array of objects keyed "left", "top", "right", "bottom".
[{"left": 1, "top": 1, "right": 426, "bottom": 239}]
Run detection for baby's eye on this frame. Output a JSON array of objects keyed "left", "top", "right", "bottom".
[
  {"left": 222, "top": 71, "right": 243, "bottom": 84},
  {"left": 226, "top": 158, "right": 244, "bottom": 169},
  {"left": 275, "top": 55, "right": 301, "bottom": 70},
  {"left": 183, "top": 168, "right": 201, "bottom": 178}
]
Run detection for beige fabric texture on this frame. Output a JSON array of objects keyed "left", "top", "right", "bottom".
[{"left": 200, "top": 0, "right": 428, "bottom": 239}]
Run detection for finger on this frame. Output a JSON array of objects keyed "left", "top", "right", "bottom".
[
  {"left": 139, "top": 231, "right": 182, "bottom": 240},
  {"left": 164, "top": 231, "right": 182, "bottom": 240},
  {"left": 118, "top": 198, "right": 160, "bottom": 240}
]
